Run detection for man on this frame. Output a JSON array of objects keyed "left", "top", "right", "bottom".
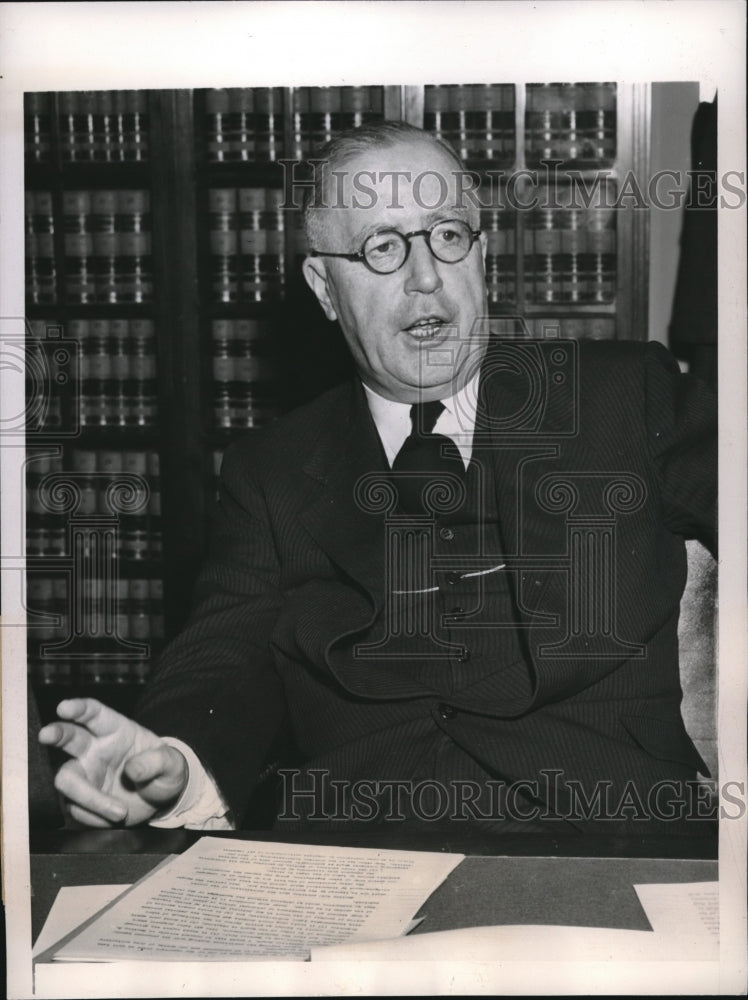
[{"left": 40, "top": 121, "right": 717, "bottom": 836}]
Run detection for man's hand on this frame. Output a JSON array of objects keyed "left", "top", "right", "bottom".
[{"left": 39, "top": 698, "right": 188, "bottom": 827}]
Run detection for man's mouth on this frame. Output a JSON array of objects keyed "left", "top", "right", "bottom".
[{"left": 403, "top": 317, "right": 451, "bottom": 339}]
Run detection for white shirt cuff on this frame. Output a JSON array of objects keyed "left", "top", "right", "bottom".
[{"left": 148, "top": 737, "right": 234, "bottom": 830}]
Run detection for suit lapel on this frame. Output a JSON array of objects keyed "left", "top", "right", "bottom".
[{"left": 298, "top": 380, "right": 389, "bottom": 608}]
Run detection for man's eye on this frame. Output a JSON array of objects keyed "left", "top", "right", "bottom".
[
  {"left": 437, "top": 227, "right": 460, "bottom": 243},
  {"left": 369, "top": 237, "right": 397, "bottom": 256}
]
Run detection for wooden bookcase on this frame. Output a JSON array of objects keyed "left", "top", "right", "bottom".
[{"left": 24, "top": 83, "right": 651, "bottom": 718}]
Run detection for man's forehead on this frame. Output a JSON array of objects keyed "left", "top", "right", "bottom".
[
  {"left": 324, "top": 140, "right": 469, "bottom": 234},
  {"left": 331, "top": 138, "right": 463, "bottom": 193}
]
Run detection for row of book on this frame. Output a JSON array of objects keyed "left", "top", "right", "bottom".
[
  {"left": 25, "top": 84, "right": 617, "bottom": 171},
  {"left": 26, "top": 319, "right": 159, "bottom": 429},
  {"left": 524, "top": 254, "right": 616, "bottom": 304},
  {"left": 208, "top": 187, "right": 285, "bottom": 302},
  {"left": 214, "top": 384, "right": 280, "bottom": 431},
  {"left": 24, "top": 90, "right": 149, "bottom": 165},
  {"left": 26, "top": 446, "right": 162, "bottom": 558},
  {"left": 27, "top": 446, "right": 159, "bottom": 480},
  {"left": 203, "top": 87, "right": 285, "bottom": 163},
  {"left": 29, "top": 655, "right": 153, "bottom": 686},
  {"left": 289, "top": 86, "right": 385, "bottom": 159},
  {"left": 27, "top": 574, "right": 165, "bottom": 643},
  {"left": 212, "top": 318, "right": 275, "bottom": 376},
  {"left": 525, "top": 83, "right": 616, "bottom": 166},
  {"left": 202, "top": 86, "right": 386, "bottom": 162},
  {"left": 26, "top": 517, "right": 162, "bottom": 560},
  {"left": 203, "top": 83, "right": 616, "bottom": 167},
  {"left": 25, "top": 189, "right": 153, "bottom": 304},
  {"left": 211, "top": 318, "right": 279, "bottom": 430},
  {"left": 424, "top": 84, "right": 516, "bottom": 164}
]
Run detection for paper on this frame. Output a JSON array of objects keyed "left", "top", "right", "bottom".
[
  {"left": 311, "top": 920, "right": 717, "bottom": 962},
  {"left": 311, "top": 881, "right": 720, "bottom": 962},
  {"left": 634, "top": 881, "right": 719, "bottom": 948},
  {"left": 33, "top": 886, "right": 130, "bottom": 958},
  {"left": 46, "top": 837, "right": 463, "bottom": 962}
]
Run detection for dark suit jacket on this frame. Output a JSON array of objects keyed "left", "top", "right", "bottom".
[{"left": 136, "top": 339, "right": 717, "bottom": 832}]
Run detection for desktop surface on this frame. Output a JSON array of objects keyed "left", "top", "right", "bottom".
[{"left": 30, "top": 826, "right": 718, "bottom": 946}]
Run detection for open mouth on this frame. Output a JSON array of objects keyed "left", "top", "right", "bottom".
[{"left": 404, "top": 317, "right": 451, "bottom": 339}]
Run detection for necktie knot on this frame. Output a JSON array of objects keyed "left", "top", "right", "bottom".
[
  {"left": 410, "top": 400, "right": 445, "bottom": 436},
  {"left": 392, "top": 400, "right": 464, "bottom": 515}
]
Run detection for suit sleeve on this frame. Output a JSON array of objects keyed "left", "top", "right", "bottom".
[
  {"left": 134, "top": 440, "right": 287, "bottom": 823},
  {"left": 645, "top": 340, "right": 717, "bottom": 557}
]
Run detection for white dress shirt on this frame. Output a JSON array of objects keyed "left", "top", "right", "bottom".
[{"left": 151, "top": 374, "right": 482, "bottom": 830}]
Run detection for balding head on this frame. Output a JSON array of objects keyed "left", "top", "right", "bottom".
[{"left": 302, "top": 121, "right": 476, "bottom": 251}]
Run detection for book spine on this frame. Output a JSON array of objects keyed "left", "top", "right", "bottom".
[
  {"left": 124, "top": 90, "right": 149, "bottom": 162},
  {"left": 482, "top": 207, "right": 516, "bottom": 307},
  {"left": 117, "top": 190, "right": 153, "bottom": 303},
  {"left": 91, "top": 189, "right": 118, "bottom": 302},
  {"left": 209, "top": 188, "right": 239, "bottom": 303},
  {"left": 25, "top": 92, "right": 52, "bottom": 164},
  {"left": 205, "top": 89, "right": 230, "bottom": 163},
  {"left": 238, "top": 187, "right": 268, "bottom": 302},
  {"left": 26, "top": 191, "right": 57, "bottom": 305},
  {"left": 63, "top": 190, "right": 95, "bottom": 304},
  {"left": 129, "top": 319, "right": 158, "bottom": 426}
]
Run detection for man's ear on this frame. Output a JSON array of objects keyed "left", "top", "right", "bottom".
[
  {"left": 478, "top": 230, "right": 487, "bottom": 267},
  {"left": 302, "top": 256, "right": 338, "bottom": 321}
]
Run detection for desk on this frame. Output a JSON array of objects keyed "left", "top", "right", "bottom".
[{"left": 30, "top": 827, "right": 717, "bottom": 947}]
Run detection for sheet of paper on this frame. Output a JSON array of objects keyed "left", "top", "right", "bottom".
[
  {"left": 48, "top": 837, "right": 463, "bottom": 962},
  {"left": 634, "top": 881, "right": 719, "bottom": 948},
  {"left": 311, "top": 919, "right": 719, "bottom": 962},
  {"left": 33, "top": 885, "right": 130, "bottom": 958}
]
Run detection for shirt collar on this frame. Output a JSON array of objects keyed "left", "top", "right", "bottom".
[{"left": 362, "top": 373, "right": 480, "bottom": 468}]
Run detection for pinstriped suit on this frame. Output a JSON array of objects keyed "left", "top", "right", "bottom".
[{"left": 136, "top": 338, "right": 717, "bottom": 833}]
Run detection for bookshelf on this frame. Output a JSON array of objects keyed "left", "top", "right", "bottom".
[
  {"left": 24, "top": 83, "right": 651, "bottom": 718},
  {"left": 25, "top": 91, "right": 166, "bottom": 719}
]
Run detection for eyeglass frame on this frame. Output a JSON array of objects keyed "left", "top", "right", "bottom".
[{"left": 309, "top": 218, "right": 483, "bottom": 275}]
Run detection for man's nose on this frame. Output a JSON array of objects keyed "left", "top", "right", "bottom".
[{"left": 402, "top": 236, "right": 443, "bottom": 295}]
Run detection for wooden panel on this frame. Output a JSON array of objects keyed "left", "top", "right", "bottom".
[{"left": 149, "top": 90, "right": 206, "bottom": 634}]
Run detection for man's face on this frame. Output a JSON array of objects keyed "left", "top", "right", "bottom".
[{"left": 303, "top": 137, "right": 489, "bottom": 403}]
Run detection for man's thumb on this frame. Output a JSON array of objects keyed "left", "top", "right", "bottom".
[{"left": 124, "top": 746, "right": 186, "bottom": 795}]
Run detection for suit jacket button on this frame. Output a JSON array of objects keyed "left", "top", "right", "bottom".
[
  {"left": 445, "top": 571, "right": 461, "bottom": 585},
  {"left": 457, "top": 647, "right": 470, "bottom": 662},
  {"left": 439, "top": 527, "right": 455, "bottom": 541},
  {"left": 438, "top": 703, "right": 458, "bottom": 720}
]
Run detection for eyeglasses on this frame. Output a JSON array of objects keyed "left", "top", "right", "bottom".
[{"left": 310, "top": 219, "right": 482, "bottom": 275}]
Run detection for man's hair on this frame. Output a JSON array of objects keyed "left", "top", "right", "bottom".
[{"left": 301, "top": 119, "right": 468, "bottom": 250}]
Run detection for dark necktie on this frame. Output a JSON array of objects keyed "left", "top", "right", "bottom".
[{"left": 391, "top": 401, "right": 465, "bottom": 515}]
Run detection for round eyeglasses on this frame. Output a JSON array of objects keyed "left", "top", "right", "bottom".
[{"left": 310, "top": 219, "right": 482, "bottom": 275}]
